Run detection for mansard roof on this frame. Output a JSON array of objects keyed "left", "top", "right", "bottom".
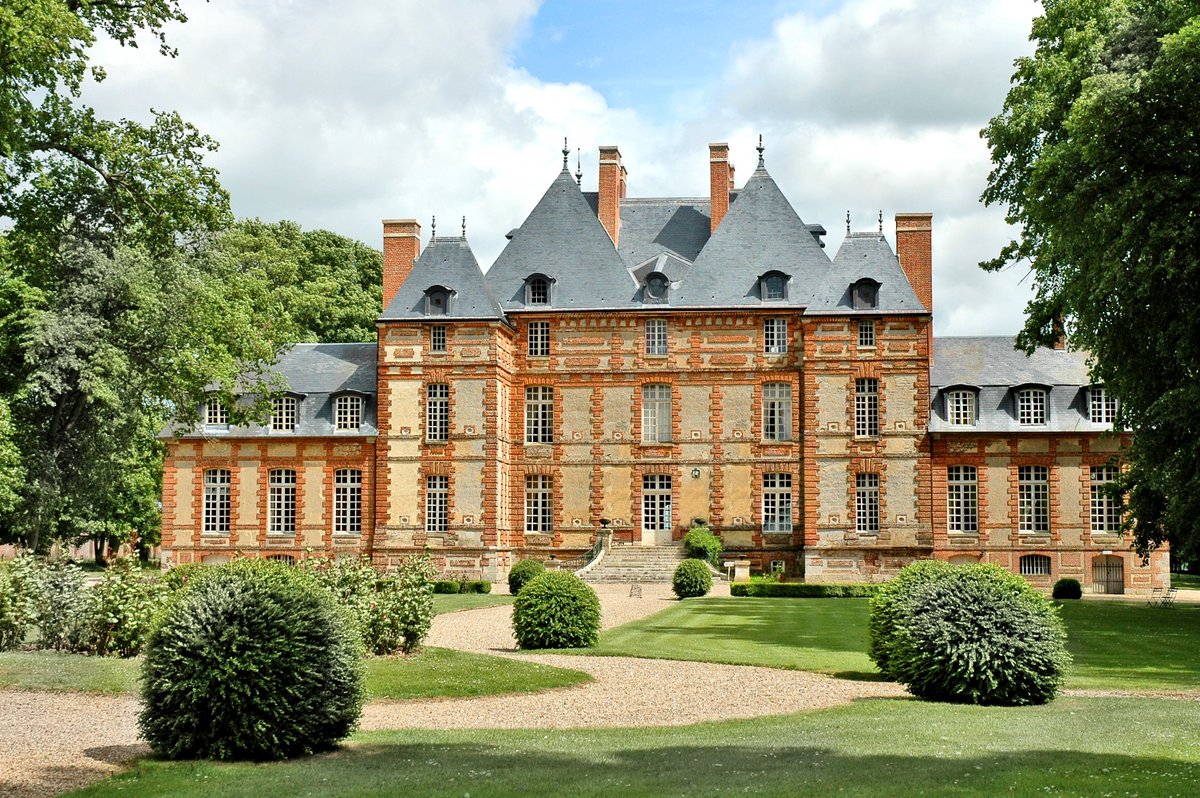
[
  {"left": 381, "top": 235, "right": 504, "bottom": 321},
  {"left": 813, "top": 232, "right": 926, "bottom": 314}
]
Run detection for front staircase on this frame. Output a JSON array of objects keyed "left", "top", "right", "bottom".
[{"left": 579, "top": 543, "right": 686, "bottom": 583}]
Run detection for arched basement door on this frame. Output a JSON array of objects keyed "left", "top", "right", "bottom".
[{"left": 1092, "top": 555, "right": 1125, "bottom": 595}]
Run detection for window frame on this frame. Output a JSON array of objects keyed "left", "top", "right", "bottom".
[
  {"left": 424, "top": 286, "right": 451, "bottom": 316},
  {"left": 851, "top": 279, "right": 880, "bottom": 310},
  {"left": 425, "top": 475, "right": 449, "bottom": 534},
  {"left": 430, "top": 324, "right": 447, "bottom": 353},
  {"left": 333, "top": 468, "right": 362, "bottom": 535},
  {"left": 761, "top": 272, "right": 788, "bottom": 302},
  {"left": 855, "top": 377, "right": 880, "bottom": 438},
  {"left": 1090, "top": 386, "right": 1117, "bottom": 424},
  {"left": 204, "top": 397, "right": 229, "bottom": 429},
  {"left": 270, "top": 395, "right": 298, "bottom": 433},
  {"left": 642, "top": 474, "right": 673, "bottom": 532},
  {"left": 762, "top": 472, "right": 793, "bottom": 533},
  {"left": 426, "top": 383, "right": 449, "bottom": 443},
  {"left": 334, "top": 394, "right": 364, "bottom": 431},
  {"left": 524, "top": 474, "right": 553, "bottom": 534},
  {"left": 764, "top": 318, "right": 788, "bottom": 355},
  {"left": 855, "top": 472, "right": 880, "bottom": 535},
  {"left": 202, "top": 468, "right": 231, "bottom": 535},
  {"left": 1090, "top": 465, "right": 1122, "bottom": 535},
  {"left": 946, "top": 465, "right": 978, "bottom": 534},
  {"left": 641, "top": 383, "right": 673, "bottom": 443},
  {"left": 267, "top": 468, "right": 296, "bottom": 536},
  {"left": 1017, "top": 388, "right": 1048, "bottom": 426},
  {"left": 524, "top": 385, "right": 554, "bottom": 444},
  {"left": 644, "top": 319, "right": 668, "bottom": 356},
  {"left": 644, "top": 273, "right": 669, "bottom": 303},
  {"left": 1018, "top": 465, "right": 1050, "bottom": 534},
  {"left": 857, "top": 319, "right": 875, "bottom": 348},
  {"left": 528, "top": 320, "right": 550, "bottom": 357},
  {"left": 526, "top": 276, "right": 551, "bottom": 306},
  {"left": 947, "top": 389, "right": 977, "bottom": 427},
  {"left": 762, "top": 382, "right": 793, "bottom": 442},
  {"left": 1019, "top": 554, "right": 1052, "bottom": 577}
]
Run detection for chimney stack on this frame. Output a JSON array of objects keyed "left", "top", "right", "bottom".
[
  {"left": 895, "top": 213, "right": 933, "bottom": 313},
  {"left": 382, "top": 219, "right": 421, "bottom": 311},
  {"left": 1052, "top": 314, "right": 1067, "bottom": 350},
  {"left": 597, "top": 145, "right": 625, "bottom": 246},
  {"left": 709, "top": 142, "right": 731, "bottom": 233}
]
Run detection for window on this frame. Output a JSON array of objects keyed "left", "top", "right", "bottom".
[
  {"left": 855, "top": 378, "right": 879, "bottom": 437},
  {"left": 762, "top": 273, "right": 787, "bottom": 301},
  {"left": 335, "top": 395, "right": 363, "bottom": 431},
  {"left": 202, "top": 469, "right": 231, "bottom": 534},
  {"left": 426, "top": 383, "right": 449, "bottom": 442},
  {"left": 525, "top": 475, "right": 553, "bottom": 534},
  {"left": 1090, "top": 386, "right": 1117, "bottom": 424},
  {"left": 855, "top": 473, "right": 880, "bottom": 534},
  {"left": 268, "top": 469, "right": 296, "bottom": 536},
  {"left": 271, "top": 396, "right": 297, "bottom": 432},
  {"left": 852, "top": 280, "right": 879, "bottom": 310},
  {"left": 947, "top": 466, "right": 978, "bottom": 534},
  {"left": 858, "top": 319, "right": 875, "bottom": 348},
  {"left": 527, "top": 276, "right": 550, "bottom": 305},
  {"left": 205, "top": 397, "right": 229, "bottom": 428},
  {"left": 642, "top": 474, "right": 672, "bottom": 532},
  {"left": 425, "top": 289, "right": 449, "bottom": 315},
  {"left": 333, "top": 469, "right": 362, "bottom": 535},
  {"left": 1017, "top": 388, "right": 1047, "bottom": 425},
  {"left": 764, "top": 318, "right": 787, "bottom": 354},
  {"left": 431, "top": 325, "right": 447, "bottom": 353},
  {"left": 525, "top": 386, "right": 554, "bottom": 444},
  {"left": 1090, "top": 465, "right": 1121, "bottom": 534},
  {"left": 645, "top": 319, "right": 668, "bottom": 356},
  {"left": 762, "top": 382, "right": 793, "bottom": 441},
  {"left": 1019, "top": 554, "right": 1052, "bottom": 577},
  {"left": 762, "top": 473, "right": 793, "bottom": 533},
  {"left": 947, "top": 390, "right": 976, "bottom": 427},
  {"left": 641, "top": 384, "right": 672, "bottom": 443},
  {"left": 645, "top": 274, "right": 669, "bottom": 303},
  {"left": 425, "top": 475, "right": 448, "bottom": 533},
  {"left": 528, "top": 321, "right": 550, "bottom": 357},
  {"left": 1018, "top": 465, "right": 1050, "bottom": 534}
]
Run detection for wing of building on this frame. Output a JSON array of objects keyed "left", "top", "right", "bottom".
[{"left": 160, "top": 141, "right": 1167, "bottom": 595}]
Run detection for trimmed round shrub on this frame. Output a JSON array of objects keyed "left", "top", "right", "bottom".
[
  {"left": 683, "top": 525, "right": 722, "bottom": 565},
  {"left": 1052, "top": 577, "right": 1083, "bottom": 600},
  {"left": 512, "top": 571, "right": 600, "bottom": 649},
  {"left": 884, "top": 564, "right": 1071, "bottom": 706},
  {"left": 867, "top": 559, "right": 955, "bottom": 675},
  {"left": 507, "top": 559, "right": 546, "bottom": 595},
  {"left": 672, "top": 559, "right": 712, "bottom": 599},
  {"left": 139, "top": 559, "right": 365, "bottom": 760}
]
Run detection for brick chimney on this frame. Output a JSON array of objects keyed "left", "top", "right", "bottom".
[
  {"left": 382, "top": 219, "right": 421, "bottom": 311},
  {"left": 709, "top": 143, "right": 731, "bottom": 233},
  {"left": 597, "top": 145, "right": 625, "bottom": 245},
  {"left": 1052, "top": 314, "right": 1067, "bottom": 350},
  {"left": 895, "top": 213, "right": 933, "bottom": 313}
]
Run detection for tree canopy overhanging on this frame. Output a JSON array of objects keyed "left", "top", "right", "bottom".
[{"left": 981, "top": 0, "right": 1200, "bottom": 563}]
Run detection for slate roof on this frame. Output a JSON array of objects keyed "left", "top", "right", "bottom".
[
  {"left": 929, "top": 337, "right": 1108, "bottom": 434},
  {"left": 812, "top": 232, "right": 926, "bottom": 314},
  {"left": 380, "top": 235, "right": 504, "bottom": 321}
]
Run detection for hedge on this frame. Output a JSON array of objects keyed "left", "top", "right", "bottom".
[
  {"left": 434, "top": 580, "right": 493, "bottom": 594},
  {"left": 730, "top": 582, "right": 882, "bottom": 598}
]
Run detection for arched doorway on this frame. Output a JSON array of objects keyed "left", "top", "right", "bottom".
[{"left": 1092, "top": 555, "right": 1125, "bottom": 595}]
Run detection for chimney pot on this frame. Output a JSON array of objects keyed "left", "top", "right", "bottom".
[
  {"left": 709, "top": 143, "right": 731, "bottom": 233},
  {"left": 382, "top": 219, "right": 421, "bottom": 311},
  {"left": 894, "top": 213, "right": 933, "bottom": 314},
  {"left": 597, "top": 145, "right": 623, "bottom": 246}
]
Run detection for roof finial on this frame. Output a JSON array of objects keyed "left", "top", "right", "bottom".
[
  {"left": 462, "top": 215, "right": 466, "bottom": 238},
  {"left": 756, "top": 133, "right": 765, "bottom": 168},
  {"left": 878, "top": 210, "right": 883, "bottom": 234},
  {"left": 846, "top": 210, "right": 851, "bottom": 234},
  {"left": 575, "top": 147, "right": 582, "bottom": 185},
  {"left": 431, "top": 214, "right": 436, "bottom": 238},
  {"left": 562, "top": 137, "right": 569, "bottom": 169}
]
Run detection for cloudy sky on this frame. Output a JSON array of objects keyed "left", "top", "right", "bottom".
[{"left": 85, "top": 0, "right": 1041, "bottom": 335}]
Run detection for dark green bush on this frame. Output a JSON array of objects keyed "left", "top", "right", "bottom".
[
  {"left": 512, "top": 571, "right": 600, "bottom": 649},
  {"left": 507, "top": 559, "right": 546, "bottom": 595},
  {"left": 867, "top": 559, "right": 955, "bottom": 675},
  {"left": 139, "top": 559, "right": 365, "bottom": 760},
  {"left": 683, "top": 525, "right": 722, "bottom": 565},
  {"left": 1052, "top": 578, "right": 1083, "bottom": 600},
  {"left": 672, "top": 559, "right": 712, "bottom": 598},
  {"left": 459, "top": 580, "right": 491, "bottom": 594},
  {"left": 730, "top": 582, "right": 882, "bottom": 598},
  {"left": 433, "top": 580, "right": 461, "bottom": 594},
  {"left": 884, "top": 564, "right": 1070, "bottom": 706}
]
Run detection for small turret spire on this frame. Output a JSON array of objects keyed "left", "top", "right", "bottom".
[
  {"left": 878, "top": 210, "right": 883, "bottom": 233},
  {"left": 562, "top": 137, "right": 569, "bottom": 170},
  {"left": 462, "top": 215, "right": 466, "bottom": 238},
  {"left": 431, "top": 215, "right": 436, "bottom": 238},
  {"left": 756, "top": 134, "right": 765, "bottom": 168},
  {"left": 846, "top": 210, "right": 851, "bottom": 234},
  {"left": 575, "top": 147, "right": 582, "bottom": 185}
]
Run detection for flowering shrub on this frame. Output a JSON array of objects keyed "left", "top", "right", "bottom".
[{"left": 76, "top": 557, "right": 165, "bottom": 657}]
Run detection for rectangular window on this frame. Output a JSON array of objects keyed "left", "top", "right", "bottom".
[
  {"left": 947, "top": 466, "right": 978, "bottom": 534},
  {"left": 528, "top": 321, "right": 550, "bottom": 357},
  {"left": 1090, "top": 465, "right": 1121, "bottom": 534},
  {"left": 431, "top": 325, "right": 447, "bottom": 353},
  {"left": 764, "top": 318, "right": 788, "bottom": 354},
  {"left": 425, "top": 475, "right": 448, "bottom": 533},
  {"left": 641, "top": 384, "right": 672, "bottom": 443},
  {"left": 426, "top": 383, "right": 449, "bottom": 442},
  {"left": 1090, "top": 386, "right": 1117, "bottom": 424},
  {"left": 645, "top": 319, "right": 668, "bottom": 356},
  {"left": 333, "top": 469, "right": 362, "bottom": 535},
  {"left": 1018, "top": 388, "right": 1047, "bottom": 425},
  {"left": 642, "top": 474, "right": 672, "bottom": 532},
  {"left": 335, "top": 395, "right": 363, "bottom": 431},
  {"left": 268, "top": 469, "right": 296, "bottom": 536},
  {"left": 524, "top": 385, "right": 554, "bottom": 444},
  {"left": 202, "top": 469, "right": 231, "bottom": 534},
  {"left": 948, "top": 390, "right": 976, "bottom": 427},
  {"left": 855, "top": 378, "right": 879, "bottom": 437},
  {"left": 524, "top": 474, "right": 553, "bottom": 534},
  {"left": 1018, "top": 465, "right": 1050, "bottom": 534},
  {"left": 762, "top": 473, "right": 793, "bottom": 533},
  {"left": 762, "top": 382, "right": 793, "bottom": 441},
  {"left": 205, "top": 397, "right": 229, "bottom": 428},
  {"left": 855, "top": 473, "right": 880, "bottom": 534},
  {"left": 270, "top": 396, "right": 297, "bottom": 432},
  {"left": 858, "top": 319, "right": 875, "bottom": 348}
]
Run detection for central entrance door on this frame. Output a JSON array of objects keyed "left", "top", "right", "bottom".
[{"left": 642, "top": 474, "right": 673, "bottom": 546}]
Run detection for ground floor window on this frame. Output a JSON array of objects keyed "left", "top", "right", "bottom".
[
  {"left": 642, "top": 475, "right": 672, "bottom": 533},
  {"left": 855, "top": 473, "right": 879, "bottom": 534},
  {"left": 426, "top": 475, "right": 448, "bottom": 533},
  {"left": 1019, "top": 553, "right": 1052, "bottom": 576},
  {"left": 762, "top": 473, "right": 792, "bottom": 533},
  {"left": 525, "top": 475, "right": 552, "bottom": 534},
  {"left": 947, "top": 466, "right": 978, "bottom": 533},
  {"left": 1018, "top": 465, "right": 1050, "bottom": 534},
  {"left": 268, "top": 469, "right": 296, "bottom": 535},
  {"left": 1090, "top": 465, "right": 1121, "bottom": 534},
  {"left": 333, "top": 469, "right": 362, "bottom": 535},
  {"left": 203, "top": 469, "right": 231, "bottom": 534}
]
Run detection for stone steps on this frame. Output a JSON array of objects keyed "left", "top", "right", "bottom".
[{"left": 580, "top": 544, "right": 686, "bottom": 583}]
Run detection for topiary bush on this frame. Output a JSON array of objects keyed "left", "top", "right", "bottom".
[
  {"left": 683, "top": 525, "right": 723, "bottom": 565},
  {"left": 139, "top": 558, "right": 365, "bottom": 760},
  {"left": 877, "top": 563, "right": 1071, "bottom": 706},
  {"left": 512, "top": 571, "right": 601, "bottom": 649},
  {"left": 672, "top": 559, "right": 712, "bottom": 599},
  {"left": 867, "top": 559, "right": 955, "bottom": 675},
  {"left": 433, "top": 580, "right": 461, "bottom": 594},
  {"left": 1052, "top": 577, "right": 1083, "bottom": 600},
  {"left": 507, "top": 559, "right": 546, "bottom": 595}
]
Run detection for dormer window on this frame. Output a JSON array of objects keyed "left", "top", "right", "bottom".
[
  {"left": 204, "top": 396, "right": 229, "bottom": 428},
  {"left": 270, "top": 395, "right": 299, "bottom": 432},
  {"left": 645, "top": 273, "right": 669, "bottom": 303},
  {"left": 946, "top": 389, "right": 976, "bottom": 427},
  {"left": 851, "top": 279, "right": 880, "bottom": 310},
  {"left": 526, "top": 275, "right": 552, "bottom": 306},
  {"left": 334, "top": 394, "right": 364, "bottom": 431},
  {"left": 1090, "top": 386, "right": 1117, "bottom": 423},
  {"left": 424, "top": 285, "right": 453, "bottom": 316},
  {"left": 1017, "top": 387, "right": 1047, "bottom": 426},
  {"left": 761, "top": 272, "right": 788, "bottom": 301}
]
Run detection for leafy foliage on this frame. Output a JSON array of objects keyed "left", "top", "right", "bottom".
[
  {"left": 22, "top": 556, "right": 87, "bottom": 651},
  {"left": 0, "top": 564, "right": 30, "bottom": 650},
  {"left": 981, "top": 0, "right": 1200, "bottom": 561},
  {"left": 139, "top": 559, "right": 365, "bottom": 760},
  {"left": 507, "top": 559, "right": 546, "bottom": 595},
  {"left": 731, "top": 582, "right": 883, "bottom": 598},
  {"left": 1053, "top": 578, "right": 1083, "bottom": 600},
  {"left": 672, "top": 559, "right": 713, "bottom": 599},
  {"left": 74, "top": 557, "right": 165, "bottom": 657},
  {"left": 304, "top": 554, "right": 435, "bottom": 655},
  {"left": 160, "top": 563, "right": 211, "bottom": 593},
  {"left": 683, "top": 524, "right": 722, "bottom": 565},
  {"left": 380, "top": 555, "right": 435, "bottom": 655},
  {"left": 511, "top": 571, "right": 601, "bottom": 650},
  {"left": 867, "top": 560, "right": 955, "bottom": 675}
]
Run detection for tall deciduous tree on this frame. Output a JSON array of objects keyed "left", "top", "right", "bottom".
[{"left": 982, "top": 0, "right": 1200, "bottom": 562}]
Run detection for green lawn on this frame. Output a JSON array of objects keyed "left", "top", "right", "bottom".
[
  {"left": 432, "top": 593, "right": 513, "bottom": 614},
  {"left": 0, "top": 650, "right": 140, "bottom": 695},
  {"left": 1174, "top": 572, "right": 1200, "bottom": 590},
  {"left": 66, "top": 696, "right": 1200, "bottom": 797}
]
